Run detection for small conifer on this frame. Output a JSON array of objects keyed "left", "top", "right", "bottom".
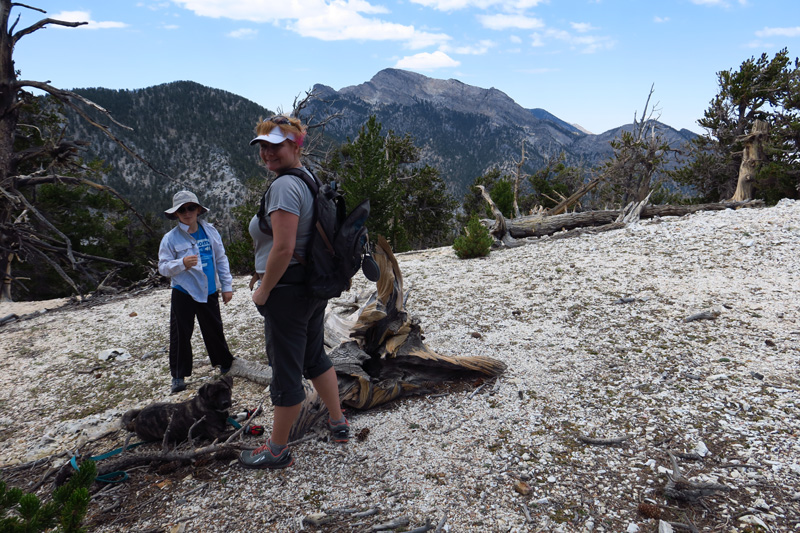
[
  {"left": 1, "top": 460, "right": 95, "bottom": 532},
  {"left": 452, "top": 215, "right": 493, "bottom": 259}
]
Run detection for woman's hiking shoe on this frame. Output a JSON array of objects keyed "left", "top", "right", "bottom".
[
  {"left": 328, "top": 417, "right": 350, "bottom": 443},
  {"left": 171, "top": 378, "right": 186, "bottom": 393},
  {"left": 239, "top": 443, "right": 293, "bottom": 469}
]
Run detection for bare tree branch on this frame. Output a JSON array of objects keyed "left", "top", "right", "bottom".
[
  {"left": 12, "top": 18, "right": 86, "bottom": 45},
  {"left": 14, "top": 172, "right": 156, "bottom": 233},
  {"left": 25, "top": 244, "right": 81, "bottom": 295},
  {"left": 11, "top": 185, "right": 76, "bottom": 265}
]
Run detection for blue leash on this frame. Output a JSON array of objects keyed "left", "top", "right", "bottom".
[
  {"left": 74, "top": 417, "right": 244, "bottom": 483},
  {"left": 70, "top": 441, "right": 149, "bottom": 483}
]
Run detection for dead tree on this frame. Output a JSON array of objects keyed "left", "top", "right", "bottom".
[
  {"left": 546, "top": 174, "right": 604, "bottom": 216},
  {"left": 474, "top": 185, "right": 527, "bottom": 248},
  {"left": 512, "top": 141, "right": 526, "bottom": 218},
  {"left": 505, "top": 200, "right": 764, "bottom": 239},
  {"left": 731, "top": 119, "right": 769, "bottom": 202},
  {"left": 602, "top": 85, "right": 671, "bottom": 206},
  {"left": 0, "top": 1, "right": 160, "bottom": 302}
]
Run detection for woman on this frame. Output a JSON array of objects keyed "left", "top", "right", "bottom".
[
  {"left": 239, "top": 115, "right": 349, "bottom": 470},
  {"left": 158, "top": 190, "right": 235, "bottom": 393}
]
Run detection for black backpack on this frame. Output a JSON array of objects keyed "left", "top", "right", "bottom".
[{"left": 257, "top": 168, "right": 379, "bottom": 299}]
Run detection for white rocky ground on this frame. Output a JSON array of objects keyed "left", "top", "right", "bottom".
[{"left": 1, "top": 200, "right": 799, "bottom": 533}]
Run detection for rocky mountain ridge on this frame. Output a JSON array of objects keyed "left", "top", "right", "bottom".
[
  {"left": 307, "top": 68, "right": 696, "bottom": 193},
  {"left": 63, "top": 70, "right": 698, "bottom": 224}
]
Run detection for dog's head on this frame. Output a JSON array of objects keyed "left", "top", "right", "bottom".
[{"left": 197, "top": 375, "right": 233, "bottom": 412}]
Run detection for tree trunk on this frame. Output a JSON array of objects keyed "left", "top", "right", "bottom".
[
  {"left": 0, "top": 0, "right": 19, "bottom": 301},
  {"left": 512, "top": 141, "right": 525, "bottom": 218},
  {"left": 732, "top": 119, "right": 769, "bottom": 202},
  {"left": 505, "top": 200, "right": 764, "bottom": 239}
]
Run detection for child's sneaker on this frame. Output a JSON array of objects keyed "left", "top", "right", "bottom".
[
  {"left": 238, "top": 442, "right": 293, "bottom": 469},
  {"left": 171, "top": 378, "right": 186, "bottom": 393},
  {"left": 328, "top": 416, "right": 350, "bottom": 443}
]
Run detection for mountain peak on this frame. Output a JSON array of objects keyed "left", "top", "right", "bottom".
[{"left": 338, "top": 68, "right": 521, "bottom": 124}]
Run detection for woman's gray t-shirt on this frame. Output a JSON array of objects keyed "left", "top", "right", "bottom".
[{"left": 249, "top": 168, "right": 315, "bottom": 273}]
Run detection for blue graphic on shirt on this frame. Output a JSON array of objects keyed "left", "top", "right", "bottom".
[{"left": 192, "top": 225, "right": 217, "bottom": 294}]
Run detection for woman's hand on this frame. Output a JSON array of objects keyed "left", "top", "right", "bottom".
[
  {"left": 249, "top": 273, "right": 260, "bottom": 291},
  {"left": 252, "top": 285, "right": 270, "bottom": 306}
]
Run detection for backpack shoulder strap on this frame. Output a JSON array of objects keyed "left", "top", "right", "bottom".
[
  {"left": 257, "top": 168, "right": 319, "bottom": 236},
  {"left": 282, "top": 167, "right": 320, "bottom": 196},
  {"left": 281, "top": 167, "right": 333, "bottom": 265}
]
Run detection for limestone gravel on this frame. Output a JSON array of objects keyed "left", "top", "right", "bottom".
[{"left": 1, "top": 200, "right": 799, "bottom": 532}]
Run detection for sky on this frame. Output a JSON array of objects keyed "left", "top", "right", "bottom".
[{"left": 11, "top": 0, "right": 800, "bottom": 135}]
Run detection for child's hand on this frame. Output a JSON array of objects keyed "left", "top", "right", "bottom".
[
  {"left": 183, "top": 254, "right": 199, "bottom": 269},
  {"left": 222, "top": 291, "right": 233, "bottom": 304}
]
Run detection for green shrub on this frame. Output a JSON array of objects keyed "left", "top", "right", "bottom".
[
  {"left": 452, "top": 215, "right": 493, "bottom": 259},
  {"left": 1, "top": 460, "right": 95, "bottom": 532}
]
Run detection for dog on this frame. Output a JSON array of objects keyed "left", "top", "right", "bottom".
[{"left": 121, "top": 375, "right": 233, "bottom": 443}]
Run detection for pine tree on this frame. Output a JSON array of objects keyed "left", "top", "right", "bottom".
[
  {"left": 332, "top": 115, "right": 456, "bottom": 252},
  {"left": 673, "top": 49, "right": 800, "bottom": 202},
  {"left": 0, "top": 460, "right": 95, "bottom": 532},
  {"left": 452, "top": 215, "right": 493, "bottom": 259}
]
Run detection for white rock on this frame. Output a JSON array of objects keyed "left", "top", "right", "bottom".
[
  {"left": 694, "top": 441, "right": 710, "bottom": 457},
  {"left": 98, "top": 348, "right": 131, "bottom": 361},
  {"left": 739, "top": 515, "right": 768, "bottom": 528},
  {"left": 658, "top": 520, "right": 674, "bottom": 533},
  {"left": 752, "top": 498, "right": 769, "bottom": 510}
]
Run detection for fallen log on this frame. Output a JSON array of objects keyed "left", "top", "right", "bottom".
[{"left": 505, "top": 200, "right": 765, "bottom": 239}]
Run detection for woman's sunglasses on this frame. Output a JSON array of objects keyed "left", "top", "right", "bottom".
[
  {"left": 177, "top": 204, "right": 198, "bottom": 214},
  {"left": 269, "top": 115, "right": 290, "bottom": 125}
]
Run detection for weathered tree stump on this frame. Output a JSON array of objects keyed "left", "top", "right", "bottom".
[{"left": 732, "top": 119, "right": 769, "bottom": 202}]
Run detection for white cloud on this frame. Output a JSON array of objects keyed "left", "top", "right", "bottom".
[
  {"left": 50, "top": 11, "right": 128, "bottom": 29},
  {"left": 228, "top": 28, "right": 258, "bottom": 39},
  {"left": 519, "top": 67, "right": 557, "bottom": 74},
  {"left": 394, "top": 51, "right": 460, "bottom": 69},
  {"left": 172, "top": 0, "right": 449, "bottom": 49},
  {"left": 572, "top": 34, "right": 614, "bottom": 53},
  {"left": 509, "top": 35, "right": 522, "bottom": 44},
  {"left": 690, "top": 0, "right": 748, "bottom": 6},
  {"left": 570, "top": 22, "right": 595, "bottom": 33},
  {"left": 756, "top": 26, "right": 800, "bottom": 38},
  {"left": 441, "top": 39, "right": 496, "bottom": 55},
  {"left": 137, "top": 2, "right": 172, "bottom": 11},
  {"left": 409, "top": 0, "right": 547, "bottom": 10},
  {"left": 478, "top": 14, "right": 544, "bottom": 30},
  {"left": 654, "top": 16, "right": 670, "bottom": 23},
  {"left": 529, "top": 28, "right": 614, "bottom": 53}
]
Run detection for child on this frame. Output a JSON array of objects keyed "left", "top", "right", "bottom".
[{"left": 158, "top": 191, "right": 235, "bottom": 393}]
